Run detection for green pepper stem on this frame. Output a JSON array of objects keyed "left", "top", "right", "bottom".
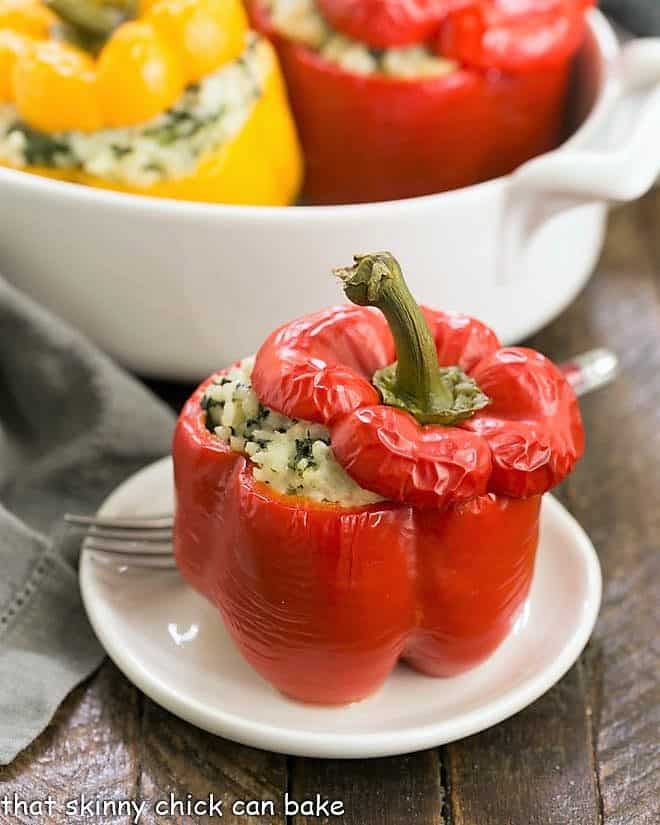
[
  {"left": 337, "top": 252, "right": 451, "bottom": 412},
  {"left": 335, "top": 252, "right": 490, "bottom": 426},
  {"left": 46, "top": 0, "right": 135, "bottom": 37}
]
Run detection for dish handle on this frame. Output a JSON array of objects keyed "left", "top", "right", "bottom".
[{"left": 499, "top": 37, "right": 660, "bottom": 283}]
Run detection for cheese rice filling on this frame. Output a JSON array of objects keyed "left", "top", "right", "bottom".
[{"left": 202, "top": 356, "right": 384, "bottom": 507}]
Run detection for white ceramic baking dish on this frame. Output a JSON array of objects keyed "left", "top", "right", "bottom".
[{"left": 0, "top": 10, "right": 659, "bottom": 380}]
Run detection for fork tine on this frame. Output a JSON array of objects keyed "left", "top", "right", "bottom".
[
  {"left": 80, "top": 526, "right": 172, "bottom": 542},
  {"left": 84, "top": 537, "right": 173, "bottom": 556},
  {"left": 65, "top": 513, "right": 173, "bottom": 529},
  {"left": 87, "top": 551, "right": 177, "bottom": 570}
]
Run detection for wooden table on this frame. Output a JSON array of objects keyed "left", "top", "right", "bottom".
[{"left": 1, "top": 194, "right": 658, "bottom": 825}]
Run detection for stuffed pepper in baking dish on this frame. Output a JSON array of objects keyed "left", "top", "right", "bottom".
[
  {"left": 249, "top": 0, "right": 595, "bottom": 204},
  {"left": 173, "top": 252, "right": 584, "bottom": 704},
  {"left": 0, "top": 0, "right": 302, "bottom": 204}
]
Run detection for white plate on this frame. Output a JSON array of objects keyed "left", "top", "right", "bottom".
[{"left": 80, "top": 457, "right": 601, "bottom": 758}]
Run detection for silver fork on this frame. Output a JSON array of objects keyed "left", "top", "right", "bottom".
[
  {"left": 66, "top": 347, "right": 619, "bottom": 569},
  {"left": 65, "top": 513, "right": 176, "bottom": 569}
]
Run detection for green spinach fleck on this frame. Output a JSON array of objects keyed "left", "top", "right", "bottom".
[{"left": 8, "top": 123, "right": 73, "bottom": 168}]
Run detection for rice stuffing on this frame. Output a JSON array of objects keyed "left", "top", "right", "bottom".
[
  {"left": 202, "top": 357, "right": 383, "bottom": 506},
  {"left": 264, "top": 0, "right": 457, "bottom": 77}
]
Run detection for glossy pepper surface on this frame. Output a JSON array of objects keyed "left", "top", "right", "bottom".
[
  {"left": 249, "top": 0, "right": 594, "bottom": 204},
  {"left": 317, "top": 0, "right": 453, "bottom": 48},
  {"left": 174, "top": 253, "right": 584, "bottom": 704}
]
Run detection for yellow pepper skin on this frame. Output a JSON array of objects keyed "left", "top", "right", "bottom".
[
  {"left": 6, "top": 38, "right": 303, "bottom": 205},
  {"left": 96, "top": 20, "right": 185, "bottom": 127},
  {"left": 147, "top": 0, "right": 247, "bottom": 85},
  {"left": 13, "top": 40, "right": 102, "bottom": 132},
  {"left": 0, "top": 0, "right": 55, "bottom": 38},
  {"left": 0, "top": 28, "right": 33, "bottom": 101}
]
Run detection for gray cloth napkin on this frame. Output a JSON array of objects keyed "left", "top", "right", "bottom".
[
  {"left": 601, "top": 0, "right": 660, "bottom": 36},
  {"left": 0, "top": 276, "right": 175, "bottom": 765}
]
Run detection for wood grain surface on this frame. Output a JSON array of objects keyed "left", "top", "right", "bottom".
[{"left": 1, "top": 195, "right": 658, "bottom": 825}]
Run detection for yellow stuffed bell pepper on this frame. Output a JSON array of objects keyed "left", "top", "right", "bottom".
[{"left": 0, "top": 0, "right": 302, "bottom": 205}]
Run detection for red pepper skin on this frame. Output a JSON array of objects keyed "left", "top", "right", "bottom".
[
  {"left": 464, "top": 347, "right": 585, "bottom": 497},
  {"left": 331, "top": 405, "right": 493, "bottom": 509},
  {"left": 173, "top": 381, "right": 541, "bottom": 704},
  {"left": 248, "top": 0, "right": 576, "bottom": 204},
  {"left": 250, "top": 305, "right": 391, "bottom": 424},
  {"left": 403, "top": 492, "right": 540, "bottom": 676},
  {"left": 253, "top": 306, "right": 583, "bottom": 507},
  {"left": 316, "top": 0, "right": 456, "bottom": 48},
  {"left": 437, "top": 0, "right": 590, "bottom": 72}
]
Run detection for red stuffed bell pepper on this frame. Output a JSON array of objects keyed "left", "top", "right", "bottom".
[
  {"left": 173, "top": 253, "right": 584, "bottom": 704},
  {"left": 248, "top": 0, "right": 596, "bottom": 204}
]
